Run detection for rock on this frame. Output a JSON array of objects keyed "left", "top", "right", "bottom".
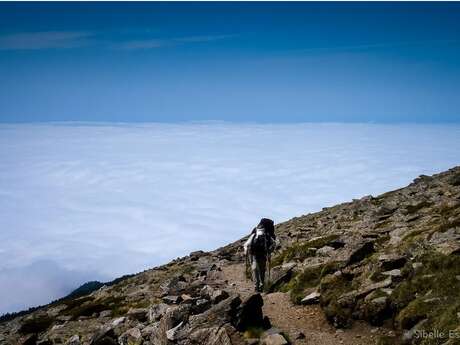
[
  {"left": 347, "top": 240, "right": 375, "bottom": 265},
  {"left": 148, "top": 303, "right": 169, "bottom": 322},
  {"left": 381, "top": 269, "right": 402, "bottom": 278},
  {"left": 118, "top": 327, "right": 142, "bottom": 345},
  {"left": 267, "top": 263, "right": 296, "bottom": 292},
  {"left": 126, "top": 308, "right": 148, "bottom": 322},
  {"left": 402, "top": 319, "right": 428, "bottom": 344},
  {"left": 89, "top": 325, "right": 117, "bottom": 345},
  {"left": 234, "top": 293, "right": 267, "bottom": 332},
  {"left": 362, "top": 296, "right": 389, "bottom": 326},
  {"left": 340, "top": 277, "right": 393, "bottom": 301},
  {"left": 262, "top": 333, "right": 288, "bottom": 345},
  {"left": 192, "top": 298, "right": 211, "bottom": 314},
  {"left": 99, "top": 310, "right": 112, "bottom": 318},
  {"left": 317, "top": 246, "right": 335, "bottom": 256},
  {"left": 301, "top": 291, "right": 321, "bottom": 305},
  {"left": 412, "top": 262, "right": 423, "bottom": 273},
  {"left": 18, "top": 313, "right": 54, "bottom": 334},
  {"left": 211, "top": 289, "right": 229, "bottom": 304},
  {"left": 19, "top": 334, "right": 37, "bottom": 345},
  {"left": 190, "top": 250, "right": 206, "bottom": 261},
  {"left": 166, "top": 320, "right": 184, "bottom": 341},
  {"left": 150, "top": 305, "right": 191, "bottom": 345},
  {"left": 189, "top": 324, "right": 243, "bottom": 345},
  {"left": 65, "top": 335, "right": 80, "bottom": 345},
  {"left": 111, "top": 316, "right": 125, "bottom": 327},
  {"left": 163, "top": 295, "right": 183, "bottom": 304},
  {"left": 159, "top": 275, "right": 187, "bottom": 296},
  {"left": 200, "top": 285, "right": 216, "bottom": 299},
  {"left": 246, "top": 338, "right": 259, "bottom": 345},
  {"left": 379, "top": 254, "right": 407, "bottom": 271}
]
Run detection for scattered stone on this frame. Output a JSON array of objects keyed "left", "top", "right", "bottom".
[
  {"left": 262, "top": 333, "right": 288, "bottom": 345},
  {"left": 148, "top": 303, "right": 169, "bottom": 322},
  {"left": 211, "top": 289, "right": 229, "bottom": 304},
  {"left": 118, "top": 327, "right": 142, "bottom": 345},
  {"left": 381, "top": 269, "right": 402, "bottom": 278},
  {"left": 65, "top": 335, "right": 80, "bottom": 345},
  {"left": 111, "top": 317, "right": 125, "bottom": 327},
  {"left": 166, "top": 321, "right": 184, "bottom": 341},
  {"left": 347, "top": 241, "right": 375, "bottom": 265},
  {"left": 317, "top": 246, "right": 335, "bottom": 256},
  {"left": 99, "top": 310, "right": 112, "bottom": 318},
  {"left": 89, "top": 325, "right": 117, "bottom": 345},
  {"left": 267, "top": 263, "right": 296, "bottom": 292},
  {"left": 301, "top": 291, "right": 321, "bottom": 305},
  {"left": 163, "top": 295, "right": 183, "bottom": 304},
  {"left": 234, "top": 293, "right": 268, "bottom": 331},
  {"left": 19, "top": 334, "right": 37, "bottom": 345},
  {"left": 127, "top": 308, "right": 148, "bottom": 322}
]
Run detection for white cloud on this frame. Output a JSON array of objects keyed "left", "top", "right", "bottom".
[
  {"left": 0, "top": 31, "right": 93, "bottom": 50},
  {"left": 0, "top": 122, "right": 459, "bottom": 314}
]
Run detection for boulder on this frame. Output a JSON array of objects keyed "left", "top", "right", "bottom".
[
  {"left": 347, "top": 241, "right": 375, "bottom": 265},
  {"left": 362, "top": 296, "right": 390, "bottom": 326},
  {"left": 159, "top": 275, "right": 188, "bottom": 296},
  {"left": 166, "top": 321, "right": 184, "bottom": 341},
  {"left": 18, "top": 313, "right": 54, "bottom": 334},
  {"left": 317, "top": 246, "right": 335, "bottom": 256},
  {"left": 89, "top": 325, "right": 117, "bottom": 345},
  {"left": 148, "top": 303, "right": 169, "bottom": 322},
  {"left": 111, "top": 317, "right": 125, "bottom": 327},
  {"left": 378, "top": 254, "right": 407, "bottom": 271},
  {"left": 162, "top": 295, "right": 183, "bottom": 304},
  {"left": 188, "top": 324, "right": 244, "bottom": 345},
  {"left": 150, "top": 304, "right": 191, "bottom": 345},
  {"left": 65, "top": 335, "right": 80, "bottom": 345},
  {"left": 192, "top": 298, "right": 212, "bottom": 314},
  {"left": 19, "top": 334, "right": 37, "bottom": 345},
  {"left": 301, "top": 291, "right": 321, "bottom": 305},
  {"left": 211, "top": 289, "right": 229, "bottom": 304},
  {"left": 262, "top": 333, "right": 288, "bottom": 345},
  {"left": 381, "top": 269, "right": 402, "bottom": 279},
  {"left": 127, "top": 308, "right": 148, "bottom": 322},
  {"left": 99, "top": 310, "right": 112, "bottom": 318},
  {"left": 267, "top": 263, "right": 296, "bottom": 292},
  {"left": 118, "top": 327, "right": 142, "bottom": 345},
  {"left": 233, "top": 293, "right": 267, "bottom": 332}
]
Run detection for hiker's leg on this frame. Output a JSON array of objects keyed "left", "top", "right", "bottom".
[
  {"left": 258, "top": 255, "right": 267, "bottom": 290},
  {"left": 251, "top": 255, "right": 260, "bottom": 291}
]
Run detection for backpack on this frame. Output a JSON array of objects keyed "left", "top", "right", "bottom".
[
  {"left": 259, "top": 218, "right": 275, "bottom": 240},
  {"left": 250, "top": 228, "right": 269, "bottom": 256}
]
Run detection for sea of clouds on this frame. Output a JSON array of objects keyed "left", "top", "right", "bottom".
[{"left": 0, "top": 122, "right": 459, "bottom": 314}]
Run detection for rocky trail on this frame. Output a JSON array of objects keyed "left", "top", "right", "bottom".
[{"left": 219, "top": 262, "right": 393, "bottom": 345}]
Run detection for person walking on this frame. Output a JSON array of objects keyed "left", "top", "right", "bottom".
[{"left": 243, "top": 218, "right": 276, "bottom": 292}]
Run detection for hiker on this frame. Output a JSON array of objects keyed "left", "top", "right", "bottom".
[{"left": 243, "top": 218, "right": 277, "bottom": 292}]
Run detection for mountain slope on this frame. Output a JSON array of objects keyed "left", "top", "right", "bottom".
[{"left": 1, "top": 166, "right": 459, "bottom": 345}]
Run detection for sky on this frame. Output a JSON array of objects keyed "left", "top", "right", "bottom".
[{"left": 1, "top": 2, "right": 460, "bottom": 123}]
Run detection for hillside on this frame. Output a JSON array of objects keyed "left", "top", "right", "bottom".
[{"left": 1, "top": 166, "right": 460, "bottom": 345}]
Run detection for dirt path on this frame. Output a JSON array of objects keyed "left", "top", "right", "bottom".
[{"left": 220, "top": 263, "right": 392, "bottom": 345}]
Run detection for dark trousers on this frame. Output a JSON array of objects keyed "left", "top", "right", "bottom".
[{"left": 250, "top": 253, "right": 266, "bottom": 292}]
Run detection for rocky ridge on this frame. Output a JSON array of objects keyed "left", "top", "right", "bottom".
[{"left": 1, "top": 166, "right": 459, "bottom": 345}]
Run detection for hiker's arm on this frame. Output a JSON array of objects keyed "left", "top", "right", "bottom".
[{"left": 243, "top": 234, "right": 254, "bottom": 255}]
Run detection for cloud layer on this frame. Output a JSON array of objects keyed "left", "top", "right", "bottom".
[{"left": 0, "top": 123, "right": 459, "bottom": 314}]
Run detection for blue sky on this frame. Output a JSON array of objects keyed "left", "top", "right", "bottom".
[{"left": 0, "top": 2, "right": 459, "bottom": 123}]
